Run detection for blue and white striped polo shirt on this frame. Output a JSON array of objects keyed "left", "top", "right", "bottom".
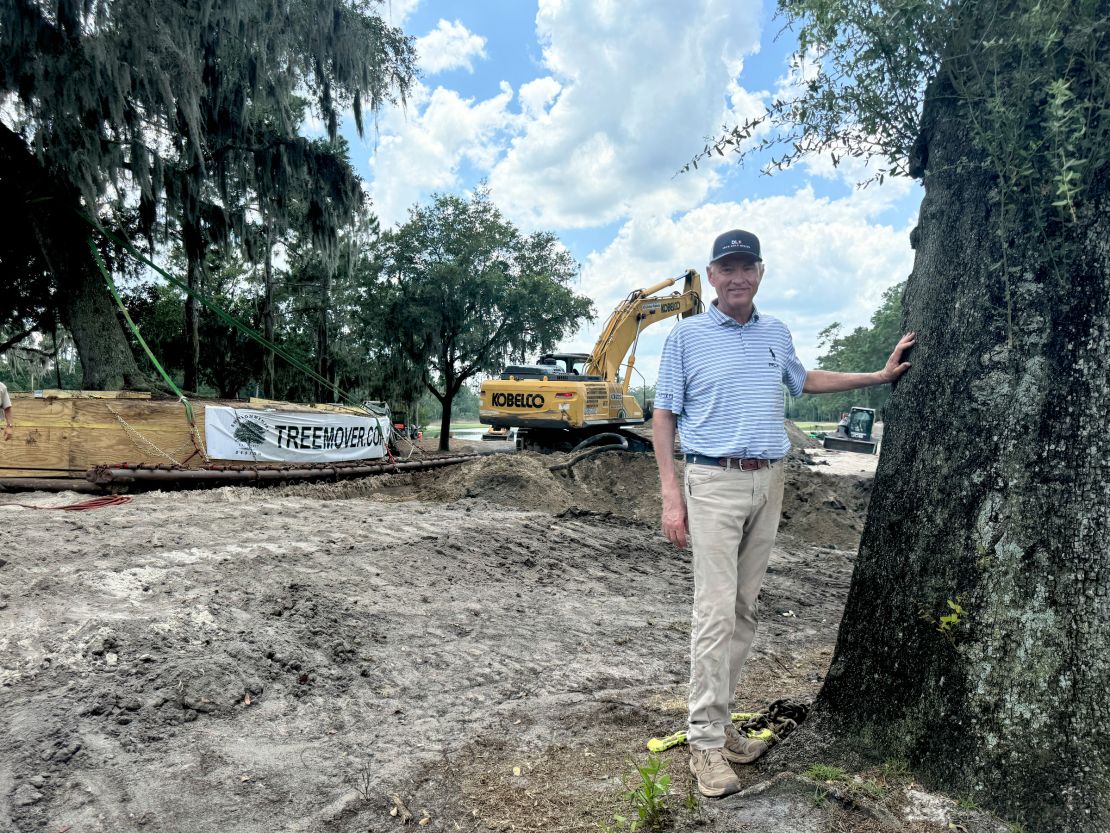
[{"left": 655, "top": 302, "right": 807, "bottom": 459}]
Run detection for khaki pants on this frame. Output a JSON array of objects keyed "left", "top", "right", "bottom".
[{"left": 684, "top": 459, "right": 785, "bottom": 749}]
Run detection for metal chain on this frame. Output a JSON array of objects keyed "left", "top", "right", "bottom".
[{"left": 105, "top": 403, "right": 200, "bottom": 466}]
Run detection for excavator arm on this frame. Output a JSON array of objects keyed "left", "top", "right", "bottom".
[{"left": 586, "top": 269, "right": 703, "bottom": 393}]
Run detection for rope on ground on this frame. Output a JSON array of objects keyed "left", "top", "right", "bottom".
[
  {"left": 4, "top": 495, "right": 133, "bottom": 511},
  {"left": 735, "top": 698, "right": 810, "bottom": 744},
  {"left": 645, "top": 698, "right": 810, "bottom": 753},
  {"left": 388, "top": 426, "right": 420, "bottom": 461}
]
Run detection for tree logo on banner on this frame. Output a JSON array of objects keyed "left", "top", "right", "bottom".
[{"left": 231, "top": 412, "right": 268, "bottom": 458}]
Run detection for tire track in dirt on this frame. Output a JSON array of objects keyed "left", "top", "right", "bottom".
[{"left": 1, "top": 491, "right": 691, "bottom": 832}]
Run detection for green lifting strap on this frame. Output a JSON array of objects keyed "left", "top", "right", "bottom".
[
  {"left": 89, "top": 239, "right": 198, "bottom": 429},
  {"left": 79, "top": 212, "right": 366, "bottom": 411}
]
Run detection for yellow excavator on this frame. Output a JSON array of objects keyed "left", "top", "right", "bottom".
[{"left": 479, "top": 270, "right": 703, "bottom": 451}]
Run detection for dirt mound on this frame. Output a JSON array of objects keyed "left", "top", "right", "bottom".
[
  {"left": 779, "top": 471, "right": 872, "bottom": 550},
  {"left": 421, "top": 452, "right": 575, "bottom": 508},
  {"left": 550, "top": 451, "right": 668, "bottom": 525},
  {"left": 785, "top": 419, "right": 820, "bottom": 449},
  {"left": 288, "top": 449, "right": 871, "bottom": 551}
]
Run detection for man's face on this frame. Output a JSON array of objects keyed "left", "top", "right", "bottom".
[{"left": 707, "top": 254, "right": 763, "bottom": 309}]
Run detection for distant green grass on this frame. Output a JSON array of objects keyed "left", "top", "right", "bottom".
[
  {"left": 421, "top": 421, "right": 484, "bottom": 438},
  {"left": 794, "top": 422, "right": 837, "bottom": 433}
]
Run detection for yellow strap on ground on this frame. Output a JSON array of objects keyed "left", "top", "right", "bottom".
[{"left": 646, "top": 712, "right": 769, "bottom": 753}]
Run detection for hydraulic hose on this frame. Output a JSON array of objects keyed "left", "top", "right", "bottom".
[{"left": 549, "top": 434, "right": 631, "bottom": 474}]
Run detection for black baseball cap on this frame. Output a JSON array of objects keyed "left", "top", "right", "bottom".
[{"left": 709, "top": 229, "right": 761, "bottom": 263}]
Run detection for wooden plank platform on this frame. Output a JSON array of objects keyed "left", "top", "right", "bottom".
[{"left": 0, "top": 392, "right": 372, "bottom": 479}]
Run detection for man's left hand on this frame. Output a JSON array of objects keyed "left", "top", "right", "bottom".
[{"left": 880, "top": 332, "right": 916, "bottom": 383}]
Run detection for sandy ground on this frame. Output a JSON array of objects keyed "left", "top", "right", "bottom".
[{"left": 0, "top": 436, "right": 1005, "bottom": 833}]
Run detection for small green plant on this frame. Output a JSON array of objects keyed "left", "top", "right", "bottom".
[
  {"left": 880, "top": 758, "right": 910, "bottom": 779},
  {"left": 682, "top": 788, "right": 699, "bottom": 813},
  {"left": 805, "top": 763, "right": 848, "bottom": 782},
  {"left": 599, "top": 753, "right": 671, "bottom": 832},
  {"left": 936, "top": 597, "right": 967, "bottom": 643},
  {"left": 810, "top": 786, "right": 829, "bottom": 808},
  {"left": 848, "top": 779, "right": 889, "bottom": 801}
]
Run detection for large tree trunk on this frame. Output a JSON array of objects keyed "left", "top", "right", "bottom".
[
  {"left": 437, "top": 401, "right": 452, "bottom": 453},
  {"left": 432, "top": 366, "right": 454, "bottom": 453},
  {"left": 0, "top": 123, "right": 145, "bottom": 391},
  {"left": 56, "top": 251, "right": 148, "bottom": 391},
  {"left": 818, "top": 76, "right": 1110, "bottom": 832}
]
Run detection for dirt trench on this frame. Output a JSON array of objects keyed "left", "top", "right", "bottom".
[{"left": 0, "top": 445, "right": 904, "bottom": 833}]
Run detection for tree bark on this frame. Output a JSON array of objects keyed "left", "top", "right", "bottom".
[
  {"left": 262, "top": 226, "right": 276, "bottom": 399},
  {"left": 182, "top": 216, "right": 203, "bottom": 395},
  {"left": 56, "top": 248, "right": 148, "bottom": 391},
  {"left": 437, "top": 378, "right": 455, "bottom": 453},
  {"left": 818, "top": 76, "right": 1110, "bottom": 832},
  {"left": 317, "top": 265, "right": 333, "bottom": 403},
  {"left": 0, "top": 123, "right": 145, "bottom": 391}
]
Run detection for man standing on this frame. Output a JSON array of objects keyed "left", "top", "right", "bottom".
[
  {"left": 1, "top": 380, "right": 13, "bottom": 441},
  {"left": 652, "top": 229, "right": 914, "bottom": 798}
]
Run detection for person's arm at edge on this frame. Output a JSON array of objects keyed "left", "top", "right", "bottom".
[
  {"left": 802, "top": 332, "right": 916, "bottom": 394},
  {"left": 653, "top": 407, "right": 688, "bottom": 549}
]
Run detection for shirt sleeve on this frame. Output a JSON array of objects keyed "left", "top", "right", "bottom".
[
  {"left": 654, "top": 326, "right": 685, "bottom": 414},
  {"left": 780, "top": 330, "right": 807, "bottom": 397},
  {"left": 0, "top": 383, "right": 10, "bottom": 410}
]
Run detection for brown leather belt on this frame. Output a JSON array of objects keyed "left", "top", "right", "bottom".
[{"left": 685, "top": 453, "right": 773, "bottom": 471}]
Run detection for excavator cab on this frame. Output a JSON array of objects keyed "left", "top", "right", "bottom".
[{"left": 537, "top": 353, "right": 589, "bottom": 375}]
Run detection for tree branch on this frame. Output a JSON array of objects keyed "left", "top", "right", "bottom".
[
  {"left": 0, "top": 327, "right": 36, "bottom": 355},
  {"left": 458, "top": 317, "right": 513, "bottom": 380}
]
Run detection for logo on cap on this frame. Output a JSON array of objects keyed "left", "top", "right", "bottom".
[{"left": 710, "top": 229, "right": 761, "bottom": 263}]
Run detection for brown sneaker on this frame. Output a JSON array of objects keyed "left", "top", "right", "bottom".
[
  {"left": 688, "top": 747, "right": 741, "bottom": 797},
  {"left": 722, "top": 722, "right": 769, "bottom": 764}
]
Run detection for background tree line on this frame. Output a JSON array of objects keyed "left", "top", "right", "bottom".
[{"left": 785, "top": 282, "right": 904, "bottom": 422}]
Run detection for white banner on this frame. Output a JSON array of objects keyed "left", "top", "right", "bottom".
[{"left": 204, "top": 406, "right": 389, "bottom": 463}]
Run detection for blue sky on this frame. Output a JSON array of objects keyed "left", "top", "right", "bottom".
[{"left": 344, "top": 0, "right": 923, "bottom": 380}]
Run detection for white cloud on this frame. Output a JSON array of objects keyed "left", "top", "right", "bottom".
[
  {"left": 367, "top": 0, "right": 771, "bottom": 232},
  {"left": 518, "top": 77, "right": 561, "bottom": 119},
  {"left": 362, "top": 0, "right": 919, "bottom": 384},
  {"left": 416, "top": 19, "right": 488, "bottom": 75},
  {"left": 368, "top": 82, "right": 517, "bottom": 225},
  {"left": 486, "top": 0, "right": 766, "bottom": 228},
  {"left": 556, "top": 183, "right": 918, "bottom": 381},
  {"left": 383, "top": 0, "right": 421, "bottom": 27}
]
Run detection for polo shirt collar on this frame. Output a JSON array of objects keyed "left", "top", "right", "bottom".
[{"left": 708, "top": 300, "right": 760, "bottom": 328}]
